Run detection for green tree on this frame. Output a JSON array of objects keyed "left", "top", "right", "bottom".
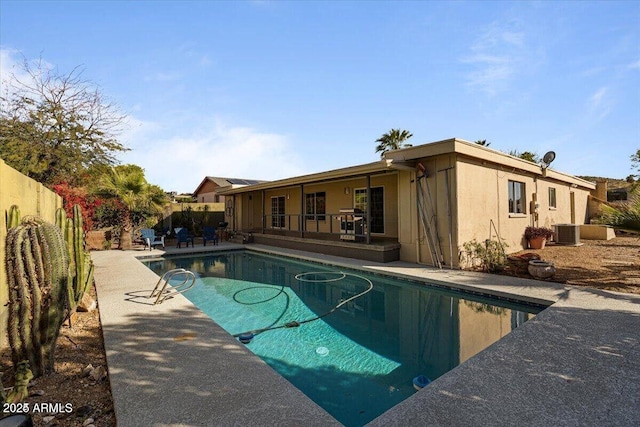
[
  {"left": 475, "top": 139, "right": 491, "bottom": 147},
  {"left": 0, "top": 57, "right": 128, "bottom": 187},
  {"left": 508, "top": 149, "right": 540, "bottom": 163},
  {"left": 375, "top": 129, "right": 413, "bottom": 157},
  {"left": 630, "top": 149, "right": 640, "bottom": 175},
  {"left": 93, "top": 165, "right": 167, "bottom": 249}
]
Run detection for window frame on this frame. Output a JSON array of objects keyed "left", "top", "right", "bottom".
[
  {"left": 508, "top": 180, "right": 526, "bottom": 215},
  {"left": 305, "top": 191, "right": 326, "bottom": 221},
  {"left": 270, "top": 195, "right": 285, "bottom": 228},
  {"left": 354, "top": 186, "right": 385, "bottom": 234},
  {"left": 548, "top": 187, "right": 557, "bottom": 209}
]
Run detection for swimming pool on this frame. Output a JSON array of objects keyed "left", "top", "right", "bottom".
[{"left": 142, "top": 250, "right": 543, "bottom": 426}]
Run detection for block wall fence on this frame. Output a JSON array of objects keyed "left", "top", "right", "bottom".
[{"left": 0, "top": 158, "right": 63, "bottom": 348}]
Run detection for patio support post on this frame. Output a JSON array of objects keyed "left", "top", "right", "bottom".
[
  {"left": 366, "top": 175, "right": 371, "bottom": 244},
  {"left": 300, "top": 184, "right": 304, "bottom": 238},
  {"left": 261, "top": 190, "right": 265, "bottom": 234}
]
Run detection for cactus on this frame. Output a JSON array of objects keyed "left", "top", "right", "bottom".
[
  {"left": 55, "top": 206, "right": 66, "bottom": 230},
  {"left": 55, "top": 205, "right": 94, "bottom": 309},
  {"left": 6, "top": 204, "right": 21, "bottom": 229},
  {"left": 5, "top": 216, "right": 70, "bottom": 377},
  {"left": 5, "top": 361, "right": 33, "bottom": 403}
]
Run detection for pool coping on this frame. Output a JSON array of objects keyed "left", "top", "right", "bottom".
[{"left": 92, "top": 243, "right": 640, "bottom": 426}]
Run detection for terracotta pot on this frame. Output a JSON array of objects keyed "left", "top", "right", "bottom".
[{"left": 528, "top": 236, "right": 546, "bottom": 249}]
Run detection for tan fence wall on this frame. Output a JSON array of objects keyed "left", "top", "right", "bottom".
[{"left": 0, "top": 159, "right": 63, "bottom": 348}]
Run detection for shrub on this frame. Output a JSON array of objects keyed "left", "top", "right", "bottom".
[
  {"left": 524, "top": 226, "right": 554, "bottom": 240},
  {"left": 460, "top": 238, "right": 508, "bottom": 273}
]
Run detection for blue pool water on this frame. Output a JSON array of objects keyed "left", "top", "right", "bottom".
[{"left": 142, "top": 250, "right": 543, "bottom": 426}]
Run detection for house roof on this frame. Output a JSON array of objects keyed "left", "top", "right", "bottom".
[
  {"left": 217, "top": 138, "right": 596, "bottom": 195},
  {"left": 193, "top": 176, "right": 268, "bottom": 195},
  {"left": 216, "top": 161, "right": 397, "bottom": 195},
  {"left": 384, "top": 138, "right": 596, "bottom": 189}
]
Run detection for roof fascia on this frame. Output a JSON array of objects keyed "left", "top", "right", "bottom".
[{"left": 217, "top": 161, "right": 392, "bottom": 195}]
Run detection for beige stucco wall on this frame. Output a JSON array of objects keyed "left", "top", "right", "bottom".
[
  {"left": 454, "top": 156, "right": 592, "bottom": 262},
  {"left": 399, "top": 153, "right": 593, "bottom": 268},
  {"left": 195, "top": 181, "right": 233, "bottom": 204},
  {"left": 0, "top": 159, "right": 63, "bottom": 348},
  {"left": 232, "top": 173, "right": 399, "bottom": 237},
  {"left": 398, "top": 154, "right": 457, "bottom": 266}
]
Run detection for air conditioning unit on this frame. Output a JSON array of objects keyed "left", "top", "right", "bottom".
[{"left": 554, "top": 224, "right": 581, "bottom": 245}]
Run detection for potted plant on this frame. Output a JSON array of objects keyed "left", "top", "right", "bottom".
[{"left": 524, "top": 226, "right": 554, "bottom": 249}]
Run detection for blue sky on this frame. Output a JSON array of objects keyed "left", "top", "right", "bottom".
[{"left": 1, "top": 1, "right": 639, "bottom": 193}]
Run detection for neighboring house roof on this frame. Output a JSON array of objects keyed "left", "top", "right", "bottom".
[
  {"left": 217, "top": 138, "right": 596, "bottom": 195},
  {"left": 193, "top": 176, "right": 269, "bottom": 195}
]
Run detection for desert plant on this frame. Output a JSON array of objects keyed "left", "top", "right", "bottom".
[
  {"left": 524, "top": 226, "right": 554, "bottom": 240},
  {"left": 6, "top": 205, "right": 21, "bottom": 229},
  {"left": 461, "top": 238, "right": 508, "bottom": 272},
  {"left": 599, "top": 188, "right": 640, "bottom": 233},
  {"left": 5, "top": 361, "right": 33, "bottom": 403},
  {"left": 55, "top": 206, "right": 95, "bottom": 310},
  {"left": 5, "top": 216, "right": 70, "bottom": 377}
]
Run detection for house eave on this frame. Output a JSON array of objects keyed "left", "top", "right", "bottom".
[
  {"left": 384, "top": 138, "right": 596, "bottom": 190},
  {"left": 217, "top": 160, "right": 395, "bottom": 195}
]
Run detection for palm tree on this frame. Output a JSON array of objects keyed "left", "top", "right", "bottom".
[
  {"left": 375, "top": 129, "right": 413, "bottom": 157},
  {"left": 94, "top": 165, "right": 167, "bottom": 249},
  {"left": 475, "top": 139, "right": 491, "bottom": 147}
]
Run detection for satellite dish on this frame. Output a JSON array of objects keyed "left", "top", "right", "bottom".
[{"left": 542, "top": 151, "right": 556, "bottom": 168}]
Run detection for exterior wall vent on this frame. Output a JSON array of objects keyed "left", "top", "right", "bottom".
[{"left": 554, "top": 224, "right": 581, "bottom": 245}]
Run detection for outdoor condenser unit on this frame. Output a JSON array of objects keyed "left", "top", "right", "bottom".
[{"left": 554, "top": 224, "right": 581, "bottom": 245}]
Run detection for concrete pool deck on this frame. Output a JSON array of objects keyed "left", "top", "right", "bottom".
[{"left": 92, "top": 243, "right": 640, "bottom": 426}]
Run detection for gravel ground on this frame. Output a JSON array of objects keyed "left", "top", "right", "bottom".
[{"left": 507, "top": 234, "right": 640, "bottom": 295}]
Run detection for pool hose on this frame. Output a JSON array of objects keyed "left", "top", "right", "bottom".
[{"left": 233, "top": 271, "right": 374, "bottom": 343}]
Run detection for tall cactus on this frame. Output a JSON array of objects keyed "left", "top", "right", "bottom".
[
  {"left": 5, "top": 217, "right": 70, "bottom": 377},
  {"left": 6, "top": 205, "right": 21, "bottom": 229},
  {"left": 55, "top": 205, "right": 94, "bottom": 309}
]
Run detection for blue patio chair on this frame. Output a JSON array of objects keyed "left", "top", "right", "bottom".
[
  {"left": 140, "top": 228, "right": 165, "bottom": 251},
  {"left": 175, "top": 227, "right": 194, "bottom": 248},
  {"left": 202, "top": 226, "right": 219, "bottom": 246}
]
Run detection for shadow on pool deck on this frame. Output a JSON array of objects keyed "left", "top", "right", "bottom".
[{"left": 93, "top": 244, "right": 640, "bottom": 427}]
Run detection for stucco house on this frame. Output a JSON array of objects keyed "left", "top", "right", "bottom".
[
  {"left": 193, "top": 177, "right": 268, "bottom": 204},
  {"left": 218, "top": 138, "right": 595, "bottom": 266}
]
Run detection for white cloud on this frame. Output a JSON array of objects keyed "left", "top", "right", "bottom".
[
  {"left": 629, "top": 59, "right": 640, "bottom": 70},
  {"left": 118, "top": 117, "right": 306, "bottom": 193},
  {"left": 0, "top": 48, "right": 28, "bottom": 89},
  {"left": 461, "top": 19, "right": 538, "bottom": 96},
  {"left": 586, "top": 87, "right": 611, "bottom": 122}
]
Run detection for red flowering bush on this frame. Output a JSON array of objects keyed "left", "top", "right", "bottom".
[{"left": 53, "top": 182, "right": 102, "bottom": 231}]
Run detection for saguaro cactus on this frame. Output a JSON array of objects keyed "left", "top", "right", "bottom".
[{"left": 5, "top": 217, "right": 70, "bottom": 377}]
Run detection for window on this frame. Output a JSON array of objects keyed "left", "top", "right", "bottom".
[
  {"left": 508, "top": 181, "right": 526, "bottom": 214},
  {"left": 305, "top": 192, "right": 326, "bottom": 220},
  {"left": 549, "top": 187, "right": 556, "bottom": 209},
  {"left": 354, "top": 187, "right": 385, "bottom": 233},
  {"left": 271, "top": 196, "right": 285, "bottom": 228}
]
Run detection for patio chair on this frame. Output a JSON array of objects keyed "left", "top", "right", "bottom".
[
  {"left": 140, "top": 228, "right": 165, "bottom": 251},
  {"left": 175, "top": 227, "right": 194, "bottom": 248},
  {"left": 202, "top": 226, "right": 219, "bottom": 246}
]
